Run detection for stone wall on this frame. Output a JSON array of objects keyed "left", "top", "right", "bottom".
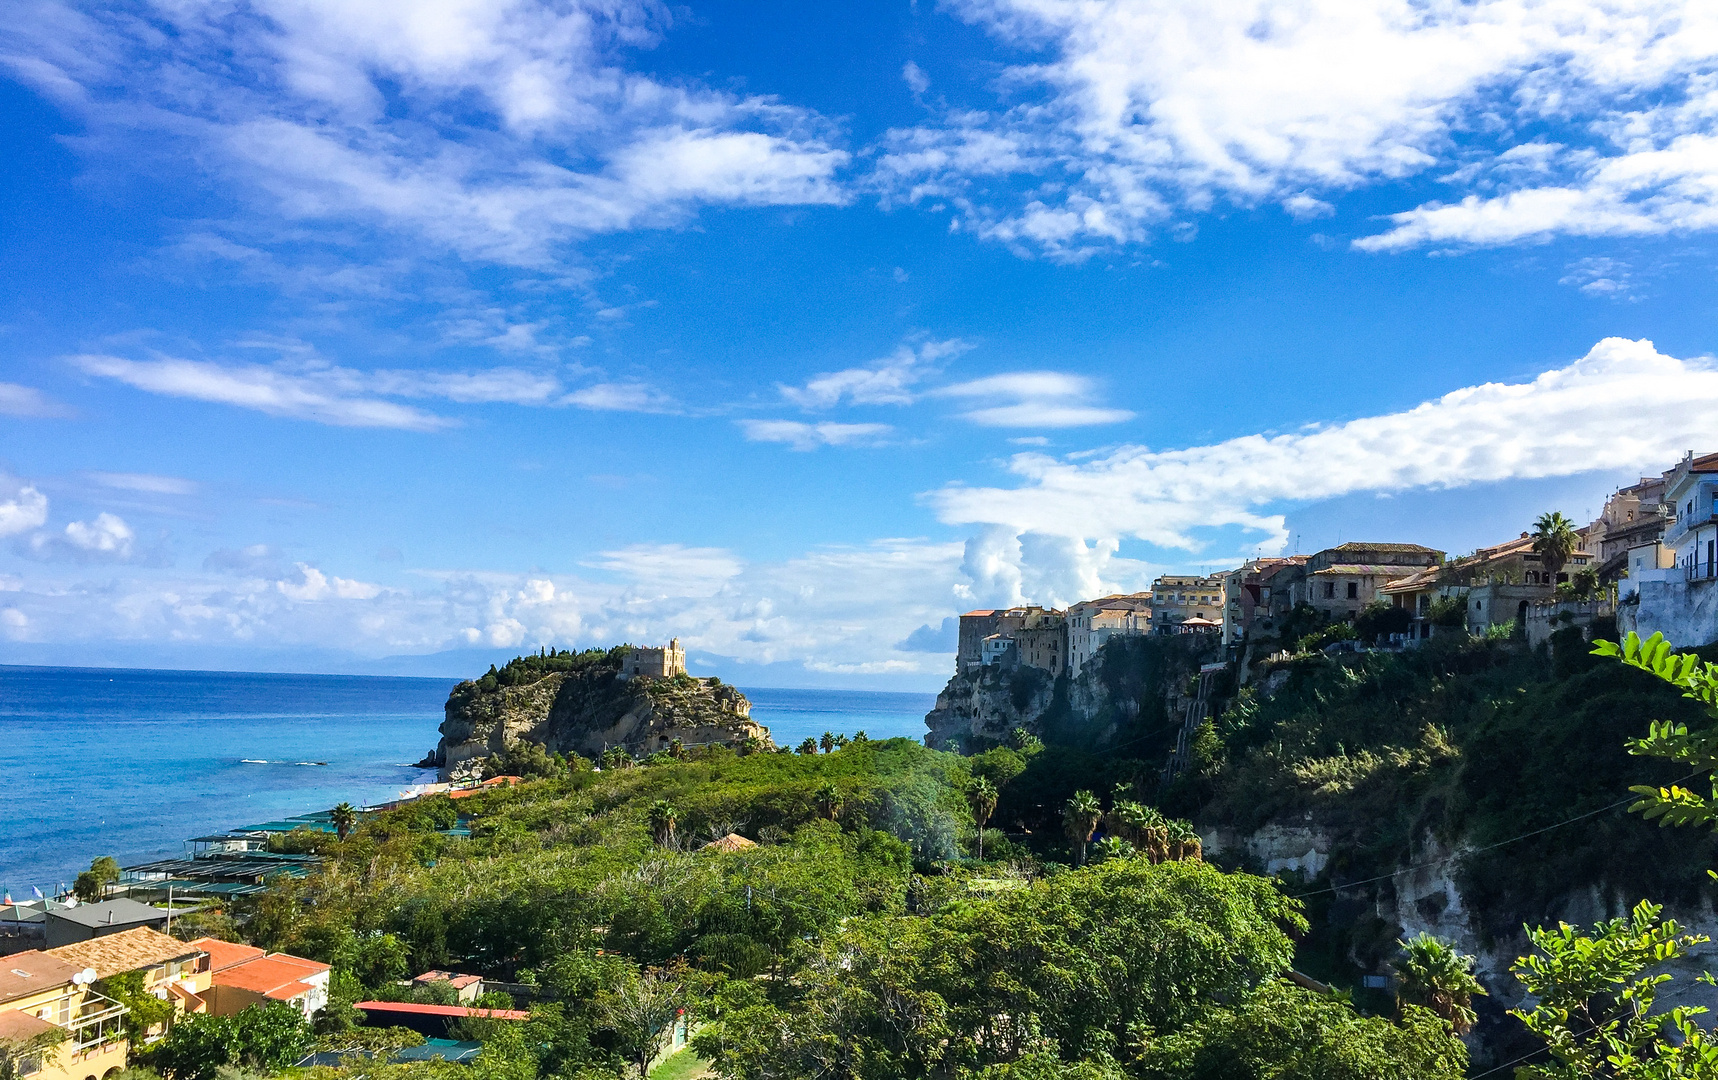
[{"left": 1619, "top": 579, "right": 1718, "bottom": 647}]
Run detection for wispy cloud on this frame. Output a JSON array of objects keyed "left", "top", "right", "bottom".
[
  {"left": 780, "top": 338, "right": 972, "bottom": 409},
  {"left": 5, "top": 0, "right": 851, "bottom": 268},
  {"left": 738, "top": 420, "right": 894, "bottom": 451},
  {"left": 86, "top": 472, "right": 200, "bottom": 496},
  {"left": 0, "top": 383, "right": 69, "bottom": 417},
  {"left": 72, "top": 353, "right": 669, "bottom": 429},
  {"left": 934, "top": 372, "right": 1133, "bottom": 427}
]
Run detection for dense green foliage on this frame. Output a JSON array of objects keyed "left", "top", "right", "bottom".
[
  {"left": 221, "top": 713, "right": 1463, "bottom": 1080},
  {"left": 1169, "top": 633, "right": 1718, "bottom": 940},
  {"left": 144, "top": 1002, "right": 312, "bottom": 1080}
]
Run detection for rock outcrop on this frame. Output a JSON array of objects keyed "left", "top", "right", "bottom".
[{"left": 428, "top": 652, "right": 769, "bottom": 779}]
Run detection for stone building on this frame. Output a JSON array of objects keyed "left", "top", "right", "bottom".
[
  {"left": 1067, "top": 593, "right": 1152, "bottom": 676},
  {"left": 956, "top": 608, "right": 1031, "bottom": 674},
  {"left": 1222, "top": 557, "right": 1307, "bottom": 645},
  {"left": 619, "top": 639, "right": 687, "bottom": 680},
  {"left": 1016, "top": 609, "right": 1068, "bottom": 677},
  {"left": 1150, "top": 574, "right": 1226, "bottom": 634},
  {"left": 1279, "top": 543, "right": 1444, "bottom": 622}
]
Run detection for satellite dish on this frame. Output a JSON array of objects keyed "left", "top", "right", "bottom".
[{"left": 83, "top": 969, "right": 97, "bottom": 984}]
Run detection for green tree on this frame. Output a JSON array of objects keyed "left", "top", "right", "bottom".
[
  {"left": 330, "top": 802, "right": 358, "bottom": 841},
  {"left": 814, "top": 782, "right": 843, "bottom": 821},
  {"left": 596, "top": 966, "right": 686, "bottom": 1080},
  {"left": 967, "top": 777, "right": 998, "bottom": 859},
  {"left": 1533, "top": 510, "right": 1580, "bottom": 581},
  {"left": 1091, "top": 835, "right": 1135, "bottom": 862},
  {"left": 646, "top": 801, "right": 679, "bottom": 847},
  {"left": 90, "top": 855, "right": 121, "bottom": 885},
  {"left": 669, "top": 737, "right": 687, "bottom": 761},
  {"left": 1063, "top": 790, "right": 1102, "bottom": 865},
  {"left": 1593, "top": 631, "right": 1718, "bottom": 828},
  {"left": 1137, "top": 978, "right": 1466, "bottom": 1080},
  {"left": 797, "top": 738, "right": 818, "bottom": 755},
  {"left": 99, "top": 970, "right": 176, "bottom": 1042},
  {"left": 1512, "top": 900, "right": 1718, "bottom": 1079},
  {"left": 72, "top": 870, "right": 104, "bottom": 903},
  {"left": 820, "top": 731, "right": 836, "bottom": 754},
  {"left": 1392, "top": 933, "right": 1485, "bottom": 1035}
]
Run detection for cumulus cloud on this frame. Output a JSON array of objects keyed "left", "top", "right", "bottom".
[
  {"left": 929, "top": 337, "right": 1718, "bottom": 556},
  {"left": 276, "top": 563, "right": 383, "bottom": 601},
  {"left": 738, "top": 420, "right": 894, "bottom": 451},
  {"left": 73, "top": 353, "right": 667, "bottom": 428},
  {"left": 876, "top": 0, "right": 1718, "bottom": 258},
  {"left": 3, "top": 0, "right": 850, "bottom": 268},
  {"left": 0, "top": 480, "right": 50, "bottom": 538},
  {"left": 933, "top": 372, "right": 1133, "bottom": 427},
  {"left": 27, "top": 512, "right": 136, "bottom": 562},
  {"left": 780, "top": 338, "right": 972, "bottom": 409}
]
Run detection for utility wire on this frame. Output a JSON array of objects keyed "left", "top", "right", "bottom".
[{"left": 1288, "top": 770, "right": 1703, "bottom": 900}]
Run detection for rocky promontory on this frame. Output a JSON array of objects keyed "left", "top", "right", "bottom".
[{"left": 426, "top": 646, "right": 770, "bottom": 779}]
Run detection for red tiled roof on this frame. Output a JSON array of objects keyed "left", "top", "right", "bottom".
[
  {"left": 0, "top": 1011, "right": 59, "bottom": 1040},
  {"left": 192, "top": 938, "right": 265, "bottom": 973},
  {"left": 355, "top": 1001, "right": 528, "bottom": 1021},
  {"left": 414, "top": 971, "right": 483, "bottom": 990},
  {"left": 961, "top": 609, "right": 997, "bottom": 617},
  {"left": 210, "top": 955, "right": 325, "bottom": 997},
  {"left": 0, "top": 951, "right": 78, "bottom": 1004},
  {"left": 1692, "top": 451, "right": 1718, "bottom": 473}
]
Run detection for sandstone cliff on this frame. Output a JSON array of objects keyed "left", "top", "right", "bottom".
[{"left": 428, "top": 650, "right": 769, "bottom": 779}]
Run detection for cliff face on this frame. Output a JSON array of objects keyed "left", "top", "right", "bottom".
[
  {"left": 924, "top": 635, "right": 1219, "bottom": 752},
  {"left": 431, "top": 659, "right": 768, "bottom": 779}
]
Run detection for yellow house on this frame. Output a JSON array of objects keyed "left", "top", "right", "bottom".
[
  {"left": 0, "top": 951, "right": 128, "bottom": 1080},
  {"left": 47, "top": 929, "right": 211, "bottom": 1035}
]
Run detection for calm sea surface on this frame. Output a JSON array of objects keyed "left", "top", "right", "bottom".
[{"left": 0, "top": 665, "right": 935, "bottom": 893}]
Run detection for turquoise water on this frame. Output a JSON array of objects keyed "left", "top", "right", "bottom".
[{"left": 0, "top": 665, "right": 934, "bottom": 894}]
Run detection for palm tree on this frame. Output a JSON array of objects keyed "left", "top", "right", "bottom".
[
  {"left": 967, "top": 777, "right": 999, "bottom": 859},
  {"left": 1092, "top": 836, "right": 1135, "bottom": 862},
  {"left": 797, "top": 737, "right": 818, "bottom": 755},
  {"left": 1165, "top": 818, "right": 1202, "bottom": 862},
  {"left": 668, "top": 738, "right": 687, "bottom": 761},
  {"left": 646, "top": 800, "right": 678, "bottom": 847},
  {"left": 820, "top": 731, "right": 836, "bottom": 754},
  {"left": 330, "top": 802, "right": 358, "bottom": 841},
  {"left": 1532, "top": 511, "right": 1580, "bottom": 582},
  {"left": 1394, "top": 932, "right": 1487, "bottom": 1035},
  {"left": 1133, "top": 805, "right": 1170, "bottom": 863},
  {"left": 1108, "top": 800, "right": 1146, "bottom": 846},
  {"left": 1063, "top": 790, "right": 1103, "bottom": 865},
  {"left": 814, "top": 782, "right": 843, "bottom": 821}
]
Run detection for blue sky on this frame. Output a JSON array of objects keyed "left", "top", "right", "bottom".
[{"left": 5, "top": 0, "right": 1718, "bottom": 689}]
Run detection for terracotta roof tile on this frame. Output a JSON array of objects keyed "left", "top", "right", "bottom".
[
  {"left": 210, "top": 954, "right": 326, "bottom": 997},
  {"left": 190, "top": 938, "right": 266, "bottom": 973},
  {"left": 46, "top": 927, "right": 203, "bottom": 979}
]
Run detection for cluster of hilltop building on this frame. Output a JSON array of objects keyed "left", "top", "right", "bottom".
[{"left": 957, "top": 450, "right": 1718, "bottom": 677}]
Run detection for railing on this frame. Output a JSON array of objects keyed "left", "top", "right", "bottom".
[
  {"left": 66, "top": 992, "right": 128, "bottom": 1053},
  {"left": 1686, "top": 562, "right": 1718, "bottom": 583}
]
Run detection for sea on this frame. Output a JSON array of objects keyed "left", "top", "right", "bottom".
[{"left": 0, "top": 665, "right": 937, "bottom": 896}]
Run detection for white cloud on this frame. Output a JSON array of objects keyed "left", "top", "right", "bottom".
[
  {"left": 86, "top": 472, "right": 200, "bottom": 495},
  {"left": 0, "top": 481, "right": 49, "bottom": 537},
  {"left": 1559, "top": 257, "right": 1638, "bottom": 299},
  {"left": 4, "top": 0, "right": 850, "bottom": 267},
  {"left": 876, "top": 0, "right": 1718, "bottom": 258},
  {"left": 73, "top": 352, "right": 670, "bottom": 427},
  {"left": 63, "top": 513, "right": 135, "bottom": 556},
  {"left": 73, "top": 354, "right": 452, "bottom": 431},
  {"left": 276, "top": 563, "right": 383, "bottom": 601},
  {"left": 934, "top": 371, "right": 1133, "bottom": 427},
  {"left": 738, "top": 420, "right": 894, "bottom": 451},
  {"left": 902, "top": 61, "right": 930, "bottom": 96},
  {"left": 929, "top": 337, "right": 1718, "bottom": 556},
  {"left": 562, "top": 382, "right": 671, "bottom": 412},
  {"left": 0, "top": 383, "right": 68, "bottom": 417},
  {"left": 590, "top": 543, "right": 746, "bottom": 597},
  {"left": 780, "top": 338, "right": 972, "bottom": 409}
]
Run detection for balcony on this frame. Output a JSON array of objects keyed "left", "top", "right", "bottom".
[
  {"left": 1688, "top": 562, "right": 1718, "bottom": 584},
  {"left": 66, "top": 993, "right": 128, "bottom": 1054},
  {"left": 1665, "top": 509, "right": 1718, "bottom": 548}
]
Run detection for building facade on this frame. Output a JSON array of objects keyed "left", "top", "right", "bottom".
[
  {"left": 1149, "top": 575, "right": 1226, "bottom": 634},
  {"left": 618, "top": 639, "right": 687, "bottom": 680},
  {"left": 1284, "top": 543, "right": 1444, "bottom": 621},
  {"left": 1665, "top": 452, "right": 1718, "bottom": 583},
  {"left": 1066, "top": 593, "right": 1152, "bottom": 675}
]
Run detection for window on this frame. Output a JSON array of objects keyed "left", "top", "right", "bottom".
[
  {"left": 1323, "top": 582, "right": 1335, "bottom": 599},
  {"left": 1346, "top": 582, "right": 1359, "bottom": 599}
]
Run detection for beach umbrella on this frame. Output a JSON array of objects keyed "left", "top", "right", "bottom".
[{"left": 32, "top": 887, "right": 43, "bottom": 899}]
